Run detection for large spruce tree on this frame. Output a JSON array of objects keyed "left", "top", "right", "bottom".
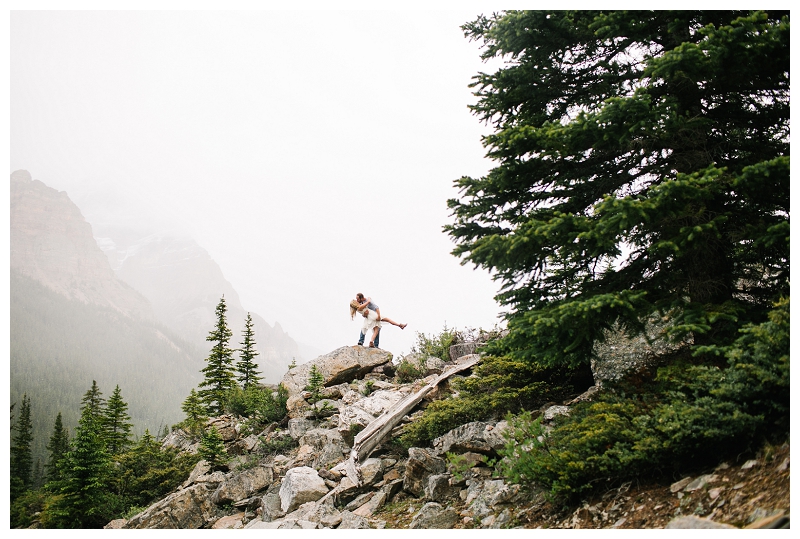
[
  {"left": 198, "top": 296, "right": 237, "bottom": 415},
  {"left": 236, "top": 312, "right": 263, "bottom": 389},
  {"left": 447, "top": 11, "right": 789, "bottom": 368},
  {"left": 10, "top": 394, "right": 33, "bottom": 500}
]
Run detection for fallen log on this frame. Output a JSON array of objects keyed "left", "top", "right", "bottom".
[{"left": 345, "top": 354, "right": 482, "bottom": 486}]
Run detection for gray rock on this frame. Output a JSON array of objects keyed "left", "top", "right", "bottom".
[
  {"left": 281, "top": 346, "right": 393, "bottom": 397},
  {"left": 449, "top": 343, "right": 478, "bottom": 361},
  {"left": 288, "top": 418, "right": 315, "bottom": 440},
  {"left": 424, "top": 474, "right": 459, "bottom": 502},
  {"left": 432, "top": 421, "right": 508, "bottom": 456},
  {"left": 409, "top": 502, "right": 459, "bottom": 529},
  {"left": 123, "top": 482, "right": 219, "bottom": 529},
  {"left": 211, "top": 465, "right": 274, "bottom": 505},
  {"left": 665, "top": 516, "right": 736, "bottom": 529},
  {"left": 542, "top": 405, "right": 571, "bottom": 422},
  {"left": 337, "top": 510, "right": 373, "bottom": 529},
  {"left": 259, "top": 484, "right": 285, "bottom": 522},
  {"left": 404, "top": 448, "right": 447, "bottom": 497},
  {"left": 279, "top": 467, "right": 330, "bottom": 513}
]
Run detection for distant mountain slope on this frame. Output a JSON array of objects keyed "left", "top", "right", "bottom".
[
  {"left": 9, "top": 170, "right": 206, "bottom": 464},
  {"left": 10, "top": 170, "right": 152, "bottom": 320},
  {"left": 94, "top": 228, "right": 302, "bottom": 383},
  {"left": 10, "top": 270, "right": 205, "bottom": 466}
]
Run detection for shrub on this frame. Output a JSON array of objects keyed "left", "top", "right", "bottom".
[
  {"left": 395, "top": 355, "right": 428, "bottom": 384},
  {"left": 400, "top": 353, "right": 586, "bottom": 448},
  {"left": 499, "top": 299, "right": 790, "bottom": 500}
]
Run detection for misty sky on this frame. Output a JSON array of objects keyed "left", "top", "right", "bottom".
[{"left": 9, "top": 7, "right": 508, "bottom": 358}]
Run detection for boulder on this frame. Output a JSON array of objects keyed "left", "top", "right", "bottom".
[
  {"left": 337, "top": 510, "right": 373, "bottom": 529},
  {"left": 404, "top": 448, "right": 447, "bottom": 497},
  {"left": 432, "top": 421, "right": 508, "bottom": 456},
  {"left": 259, "top": 483, "right": 285, "bottom": 522},
  {"left": 288, "top": 418, "right": 316, "bottom": 440},
  {"left": 281, "top": 346, "right": 393, "bottom": 397},
  {"left": 161, "top": 428, "right": 199, "bottom": 454},
  {"left": 211, "top": 465, "right": 274, "bottom": 505},
  {"left": 211, "top": 513, "right": 244, "bottom": 529},
  {"left": 424, "top": 474, "right": 459, "bottom": 503},
  {"left": 279, "top": 467, "right": 330, "bottom": 513},
  {"left": 449, "top": 343, "right": 478, "bottom": 361},
  {"left": 409, "top": 502, "right": 459, "bottom": 529},
  {"left": 123, "top": 482, "right": 220, "bottom": 529}
]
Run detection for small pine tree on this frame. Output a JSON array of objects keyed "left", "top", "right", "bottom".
[
  {"left": 288, "top": 357, "right": 297, "bottom": 370},
  {"left": 198, "top": 426, "right": 227, "bottom": 469},
  {"left": 180, "top": 389, "right": 208, "bottom": 437},
  {"left": 305, "top": 365, "right": 327, "bottom": 419},
  {"left": 103, "top": 385, "right": 133, "bottom": 455},
  {"left": 198, "top": 296, "right": 237, "bottom": 415},
  {"left": 48, "top": 397, "right": 113, "bottom": 528},
  {"left": 45, "top": 412, "right": 70, "bottom": 485},
  {"left": 236, "top": 313, "right": 263, "bottom": 389},
  {"left": 10, "top": 394, "right": 33, "bottom": 501}
]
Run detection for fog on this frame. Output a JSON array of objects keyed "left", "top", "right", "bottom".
[{"left": 10, "top": 9, "right": 505, "bottom": 358}]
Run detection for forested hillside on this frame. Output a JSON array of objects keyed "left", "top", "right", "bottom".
[{"left": 10, "top": 270, "right": 205, "bottom": 471}]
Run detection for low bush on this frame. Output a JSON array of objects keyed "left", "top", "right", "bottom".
[{"left": 498, "top": 299, "right": 790, "bottom": 501}]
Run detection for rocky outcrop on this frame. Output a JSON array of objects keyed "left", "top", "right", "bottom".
[{"left": 281, "top": 346, "right": 393, "bottom": 397}]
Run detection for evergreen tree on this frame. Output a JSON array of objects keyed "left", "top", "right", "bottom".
[
  {"left": 80, "top": 380, "right": 106, "bottom": 424},
  {"left": 44, "top": 412, "right": 70, "bottom": 485},
  {"left": 103, "top": 385, "right": 133, "bottom": 455},
  {"left": 236, "top": 312, "right": 263, "bottom": 389},
  {"left": 47, "top": 394, "right": 113, "bottom": 528},
  {"left": 198, "top": 296, "right": 237, "bottom": 415},
  {"left": 180, "top": 389, "right": 208, "bottom": 436},
  {"left": 10, "top": 394, "right": 33, "bottom": 501},
  {"left": 447, "top": 10, "right": 789, "bottom": 368},
  {"left": 198, "top": 426, "right": 227, "bottom": 469}
]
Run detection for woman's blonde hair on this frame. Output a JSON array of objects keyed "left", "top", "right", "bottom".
[{"left": 349, "top": 299, "right": 361, "bottom": 320}]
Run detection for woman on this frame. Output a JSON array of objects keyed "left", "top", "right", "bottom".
[{"left": 350, "top": 294, "right": 406, "bottom": 348}]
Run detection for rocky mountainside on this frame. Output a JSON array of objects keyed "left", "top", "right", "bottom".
[
  {"left": 10, "top": 169, "right": 152, "bottom": 320},
  {"left": 103, "top": 346, "right": 790, "bottom": 530}
]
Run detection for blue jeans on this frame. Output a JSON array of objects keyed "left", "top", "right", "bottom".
[{"left": 358, "top": 329, "right": 380, "bottom": 347}]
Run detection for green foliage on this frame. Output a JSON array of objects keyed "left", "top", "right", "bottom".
[
  {"left": 446, "top": 451, "right": 485, "bottom": 482},
  {"left": 448, "top": 10, "right": 789, "bottom": 368},
  {"left": 361, "top": 380, "right": 375, "bottom": 396},
  {"left": 401, "top": 353, "right": 589, "bottom": 448},
  {"left": 44, "top": 412, "right": 70, "bottom": 485},
  {"left": 236, "top": 312, "right": 263, "bottom": 389},
  {"left": 199, "top": 296, "right": 238, "bottom": 415},
  {"left": 10, "top": 488, "right": 48, "bottom": 529},
  {"left": 10, "top": 270, "right": 205, "bottom": 473},
  {"left": 224, "top": 384, "right": 288, "bottom": 433},
  {"left": 305, "top": 364, "right": 325, "bottom": 402},
  {"left": 258, "top": 432, "right": 297, "bottom": 456},
  {"left": 103, "top": 385, "right": 133, "bottom": 455},
  {"left": 45, "top": 393, "right": 114, "bottom": 528},
  {"left": 199, "top": 426, "right": 228, "bottom": 470},
  {"left": 179, "top": 388, "right": 208, "bottom": 437},
  {"left": 410, "top": 324, "right": 458, "bottom": 362},
  {"left": 11, "top": 394, "right": 34, "bottom": 501},
  {"left": 394, "top": 355, "right": 428, "bottom": 384},
  {"left": 499, "top": 299, "right": 790, "bottom": 500},
  {"left": 111, "top": 429, "right": 200, "bottom": 511}
]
